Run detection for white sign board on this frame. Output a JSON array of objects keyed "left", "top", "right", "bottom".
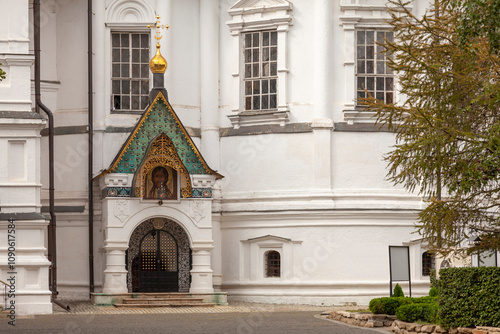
[
  {"left": 389, "top": 246, "right": 410, "bottom": 281},
  {"left": 479, "top": 252, "right": 498, "bottom": 267}
]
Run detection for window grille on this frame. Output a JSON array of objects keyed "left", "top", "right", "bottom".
[
  {"left": 422, "top": 251, "right": 435, "bottom": 276},
  {"left": 356, "top": 30, "right": 394, "bottom": 105},
  {"left": 265, "top": 250, "right": 281, "bottom": 277},
  {"left": 111, "top": 32, "right": 150, "bottom": 112},
  {"left": 243, "top": 31, "right": 278, "bottom": 111}
]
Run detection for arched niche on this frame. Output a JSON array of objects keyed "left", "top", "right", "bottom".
[
  {"left": 105, "top": 0, "right": 155, "bottom": 23},
  {"left": 132, "top": 133, "right": 192, "bottom": 199}
]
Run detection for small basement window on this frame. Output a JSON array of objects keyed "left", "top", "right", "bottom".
[
  {"left": 265, "top": 250, "right": 281, "bottom": 277},
  {"left": 422, "top": 251, "right": 435, "bottom": 276}
]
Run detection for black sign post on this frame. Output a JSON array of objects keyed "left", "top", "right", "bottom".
[{"left": 389, "top": 246, "right": 411, "bottom": 297}]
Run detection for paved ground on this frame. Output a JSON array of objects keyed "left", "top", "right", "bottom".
[
  {"left": 0, "top": 301, "right": 387, "bottom": 333},
  {"left": 2, "top": 309, "right": 389, "bottom": 334},
  {"left": 50, "top": 300, "right": 365, "bottom": 315}
]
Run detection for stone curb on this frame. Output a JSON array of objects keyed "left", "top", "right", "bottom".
[
  {"left": 327, "top": 311, "right": 395, "bottom": 328},
  {"left": 329, "top": 311, "right": 500, "bottom": 334}
]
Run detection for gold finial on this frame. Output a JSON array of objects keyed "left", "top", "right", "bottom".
[
  {"left": 147, "top": 15, "right": 170, "bottom": 42},
  {"left": 147, "top": 15, "right": 170, "bottom": 74}
]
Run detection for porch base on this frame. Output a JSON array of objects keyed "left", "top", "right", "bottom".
[{"left": 91, "top": 292, "right": 228, "bottom": 306}]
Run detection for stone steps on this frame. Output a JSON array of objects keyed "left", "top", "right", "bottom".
[
  {"left": 114, "top": 302, "right": 216, "bottom": 308},
  {"left": 132, "top": 293, "right": 191, "bottom": 298},
  {"left": 113, "top": 293, "right": 216, "bottom": 309},
  {"left": 121, "top": 297, "right": 205, "bottom": 304}
]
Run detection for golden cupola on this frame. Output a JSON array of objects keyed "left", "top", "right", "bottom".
[{"left": 149, "top": 42, "right": 167, "bottom": 74}]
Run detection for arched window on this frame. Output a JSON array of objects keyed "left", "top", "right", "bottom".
[
  {"left": 422, "top": 251, "right": 435, "bottom": 276},
  {"left": 265, "top": 251, "right": 280, "bottom": 277}
]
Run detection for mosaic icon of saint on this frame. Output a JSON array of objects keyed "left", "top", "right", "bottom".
[{"left": 146, "top": 166, "right": 176, "bottom": 200}]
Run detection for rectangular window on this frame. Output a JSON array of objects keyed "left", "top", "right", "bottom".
[
  {"left": 356, "top": 30, "right": 394, "bottom": 105},
  {"left": 243, "top": 31, "right": 278, "bottom": 112},
  {"left": 111, "top": 32, "right": 150, "bottom": 113}
]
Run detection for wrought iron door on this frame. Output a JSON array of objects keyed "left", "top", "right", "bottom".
[{"left": 139, "top": 230, "right": 179, "bottom": 292}]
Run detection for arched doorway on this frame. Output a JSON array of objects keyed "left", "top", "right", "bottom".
[
  {"left": 127, "top": 218, "right": 191, "bottom": 292},
  {"left": 137, "top": 230, "right": 178, "bottom": 292}
]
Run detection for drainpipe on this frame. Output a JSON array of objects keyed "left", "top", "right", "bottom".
[
  {"left": 34, "top": 0, "right": 70, "bottom": 312},
  {"left": 87, "top": 0, "right": 95, "bottom": 298}
]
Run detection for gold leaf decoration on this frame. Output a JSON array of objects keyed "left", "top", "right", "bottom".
[{"left": 135, "top": 133, "right": 192, "bottom": 198}]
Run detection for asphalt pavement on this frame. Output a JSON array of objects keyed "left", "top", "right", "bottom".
[{"left": 1, "top": 311, "right": 390, "bottom": 334}]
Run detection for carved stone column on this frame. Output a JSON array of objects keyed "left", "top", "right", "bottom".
[
  {"left": 102, "top": 244, "right": 128, "bottom": 294},
  {"left": 190, "top": 244, "right": 214, "bottom": 293}
]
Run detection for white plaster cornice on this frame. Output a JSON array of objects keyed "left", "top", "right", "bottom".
[
  {"left": 1, "top": 54, "right": 34, "bottom": 66},
  {"left": 0, "top": 118, "right": 46, "bottom": 128},
  {"left": 227, "top": 16, "right": 293, "bottom": 33},
  {"left": 340, "top": 4, "right": 388, "bottom": 11},
  {"left": 311, "top": 118, "right": 334, "bottom": 129},
  {"left": 104, "top": 242, "right": 129, "bottom": 250},
  {"left": 191, "top": 242, "right": 215, "bottom": 251},
  {"left": 338, "top": 0, "right": 403, "bottom": 29},
  {"left": 104, "top": 22, "right": 153, "bottom": 29},
  {"left": 228, "top": 110, "right": 289, "bottom": 129},
  {"left": 343, "top": 109, "right": 377, "bottom": 124},
  {"left": 30, "top": 81, "right": 60, "bottom": 93},
  {"left": 218, "top": 188, "right": 423, "bottom": 214},
  {"left": 100, "top": 173, "right": 133, "bottom": 189},
  {"left": 191, "top": 174, "right": 217, "bottom": 188}
]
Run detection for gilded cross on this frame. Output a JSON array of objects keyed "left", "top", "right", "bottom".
[{"left": 147, "top": 15, "right": 170, "bottom": 42}]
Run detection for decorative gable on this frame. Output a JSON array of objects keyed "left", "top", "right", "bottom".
[
  {"left": 100, "top": 91, "right": 221, "bottom": 199},
  {"left": 246, "top": 235, "right": 292, "bottom": 243},
  {"left": 227, "top": 0, "right": 292, "bottom": 29},
  {"left": 229, "top": 0, "right": 291, "bottom": 12}
]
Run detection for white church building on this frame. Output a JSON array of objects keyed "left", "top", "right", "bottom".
[{"left": 0, "top": 0, "right": 443, "bottom": 315}]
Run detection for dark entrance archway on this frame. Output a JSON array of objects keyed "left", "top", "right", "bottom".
[
  {"left": 127, "top": 218, "right": 191, "bottom": 292},
  {"left": 138, "top": 230, "right": 178, "bottom": 292}
]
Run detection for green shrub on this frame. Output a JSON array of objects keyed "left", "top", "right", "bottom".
[
  {"left": 396, "top": 304, "right": 424, "bottom": 323},
  {"left": 430, "top": 269, "right": 439, "bottom": 291},
  {"left": 422, "top": 303, "right": 439, "bottom": 324},
  {"left": 393, "top": 283, "right": 405, "bottom": 297},
  {"left": 439, "top": 267, "right": 500, "bottom": 329},
  {"left": 411, "top": 296, "right": 437, "bottom": 304},
  {"left": 369, "top": 297, "right": 412, "bottom": 315},
  {"left": 429, "top": 287, "right": 438, "bottom": 297},
  {"left": 396, "top": 303, "right": 438, "bottom": 323},
  {"left": 390, "top": 297, "right": 413, "bottom": 315},
  {"left": 369, "top": 298, "right": 384, "bottom": 314},
  {"left": 380, "top": 297, "right": 400, "bottom": 315}
]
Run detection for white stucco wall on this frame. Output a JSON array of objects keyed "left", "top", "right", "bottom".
[{"left": 7, "top": 0, "right": 443, "bottom": 307}]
